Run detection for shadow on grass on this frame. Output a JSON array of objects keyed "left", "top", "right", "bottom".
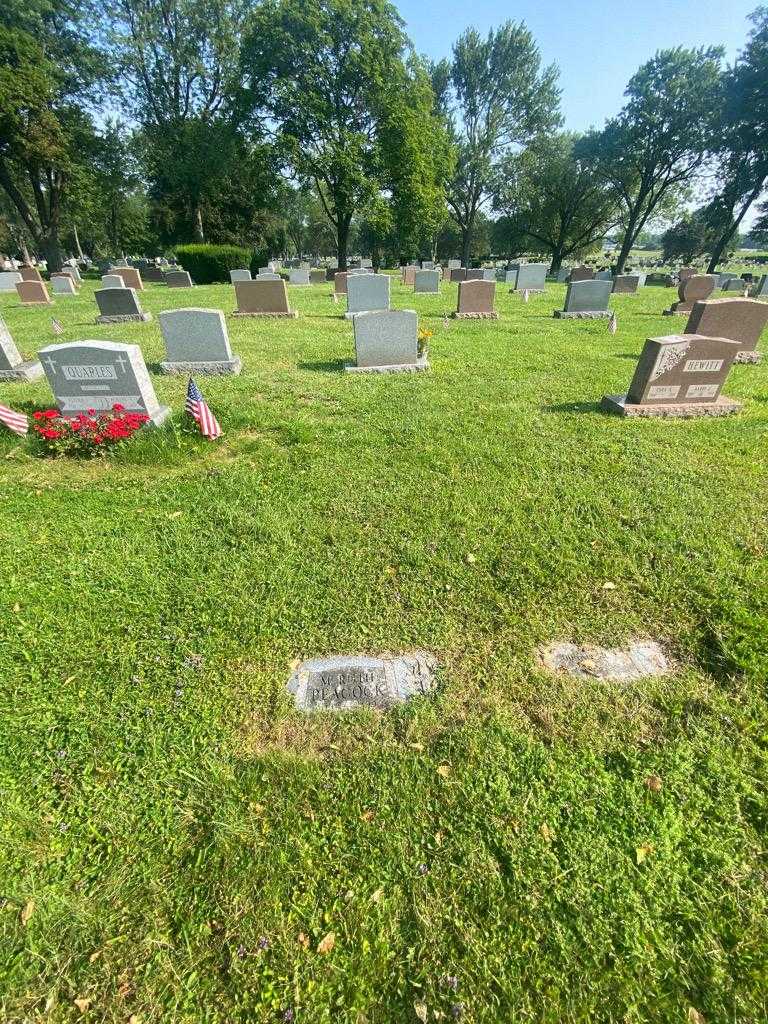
[
  {"left": 614, "top": 353, "right": 640, "bottom": 360},
  {"left": 297, "top": 359, "right": 346, "bottom": 373},
  {"left": 541, "top": 401, "right": 603, "bottom": 415}
]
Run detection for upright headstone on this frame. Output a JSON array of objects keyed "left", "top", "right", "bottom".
[
  {"left": 750, "top": 274, "right": 768, "bottom": 299},
  {"left": 601, "top": 334, "right": 742, "bottom": 417},
  {"left": 102, "top": 274, "right": 126, "bottom": 288},
  {"left": 453, "top": 280, "right": 497, "bottom": 319},
  {"left": 16, "top": 281, "right": 52, "bottom": 305},
  {"left": 481, "top": 268, "right": 496, "bottom": 281},
  {"left": 345, "top": 273, "right": 390, "bottom": 319},
  {"left": 401, "top": 265, "right": 417, "bottom": 286},
  {"left": 0, "top": 316, "right": 44, "bottom": 380},
  {"left": 465, "top": 269, "right": 484, "bottom": 281},
  {"left": 20, "top": 266, "right": 43, "bottom": 284},
  {"left": 159, "top": 308, "right": 241, "bottom": 374},
  {"left": 447, "top": 259, "right": 461, "bottom": 270},
  {"left": 722, "top": 278, "right": 748, "bottom": 293},
  {"left": 289, "top": 269, "right": 310, "bottom": 286},
  {"left": 141, "top": 266, "right": 166, "bottom": 283},
  {"left": 51, "top": 275, "right": 78, "bottom": 296},
  {"left": 346, "top": 309, "right": 427, "bottom": 373},
  {"left": 421, "top": 260, "right": 435, "bottom": 270},
  {"left": 334, "top": 272, "right": 348, "bottom": 295},
  {"left": 569, "top": 266, "right": 594, "bottom": 283},
  {"left": 117, "top": 267, "right": 144, "bottom": 291},
  {"left": 663, "top": 275, "right": 716, "bottom": 315},
  {"left": 596, "top": 270, "right": 613, "bottom": 281},
  {"left": 310, "top": 269, "right": 327, "bottom": 285},
  {"left": 678, "top": 266, "right": 696, "bottom": 282},
  {"left": 62, "top": 266, "right": 82, "bottom": 285},
  {"left": 229, "top": 269, "right": 252, "bottom": 283},
  {"left": 414, "top": 269, "right": 440, "bottom": 294},
  {"left": 166, "top": 270, "right": 194, "bottom": 288},
  {"left": 514, "top": 264, "right": 547, "bottom": 292},
  {"left": 612, "top": 275, "right": 640, "bottom": 294},
  {"left": 39, "top": 341, "right": 170, "bottom": 425},
  {"left": 0, "top": 272, "right": 22, "bottom": 292},
  {"left": 501, "top": 269, "right": 518, "bottom": 285},
  {"left": 233, "top": 279, "right": 296, "bottom": 318},
  {"left": 685, "top": 298, "right": 768, "bottom": 365},
  {"left": 95, "top": 287, "right": 151, "bottom": 323},
  {"left": 554, "top": 279, "right": 612, "bottom": 318},
  {"left": 450, "top": 268, "right": 468, "bottom": 283},
  {"left": 554, "top": 267, "right": 570, "bottom": 283}
]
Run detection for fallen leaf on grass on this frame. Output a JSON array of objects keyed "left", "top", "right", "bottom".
[
  {"left": 601, "top": 581, "right": 617, "bottom": 591},
  {"left": 643, "top": 774, "right": 663, "bottom": 792},
  {"left": 12, "top": 603, "right": 21, "bottom": 613},
  {"left": 20, "top": 900, "right": 35, "bottom": 925},
  {"left": 128, "top": 1016, "right": 141, "bottom": 1024},
  {"left": 167, "top": 511, "right": 183, "bottom": 520},
  {"left": 688, "top": 1009, "right": 705, "bottom": 1024},
  {"left": 317, "top": 932, "right": 335, "bottom": 954},
  {"left": 436, "top": 764, "right": 452, "bottom": 778},
  {"left": 73, "top": 998, "right": 91, "bottom": 1013},
  {"left": 88, "top": 950, "right": 101, "bottom": 963},
  {"left": 635, "top": 843, "right": 654, "bottom": 865},
  {"left": 360, "top": 809, "right": 375, "bottom": 822},
  {"left": 297, "top": 932, "right": 310, "bottom": 949},
  {"left": 414, "top": 1002, "right": 428, "bottom": 1022},
  {"left": 465, "top": 553, "right": 476, "bottom": 564},
  {"left": 371, "top": 888, "right": 384, "bottom": 904},
  {"left": 539, "top": 824, "right": 554, "bottom": 843},
  {"left": 409, "top": 742, "right": 425, "bottom": 752}
]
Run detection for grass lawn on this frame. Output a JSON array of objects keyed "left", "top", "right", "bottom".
[{"left": 1, "top": 276, "right": 767, "bottom": 1023}]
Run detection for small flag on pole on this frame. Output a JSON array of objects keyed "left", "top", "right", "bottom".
[
  {"left": 0, "top": 402, "right": 29, "bottom": 436},
  {"left": 522, "top": 289, "right": 530, "bottom": 303},
  {"left": 52, "top": 318, "right": 64, "bottom": 336},
  {"left": 185, "top": 377, "right": 222, "bottom": 439},
  {"left": 609, "top": 311, "right": 618, "bottom": 335}
]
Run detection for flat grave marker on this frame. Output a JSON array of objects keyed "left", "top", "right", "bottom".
[{"left": 288, "top": 652, "right": 437, "bottom": 711}]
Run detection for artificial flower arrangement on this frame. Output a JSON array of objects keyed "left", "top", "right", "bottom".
[
  {"left": 417, "top": 327, "right": 433, "bottom": 358},
  {"left": 31, "top": 404, "right": 149, "bottom": 456}
]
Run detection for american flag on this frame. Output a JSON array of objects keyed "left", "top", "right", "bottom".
[
  {"left": 609, "top": 311, "right": 618, "bottom": 335},
  {"left": 0, "top": 402, "right": 28, "bottom": 436},
  {"left": 522, "top": 289, "right": 530, "bottom": 303},
  {"left": 185, "top": 377, "right": 221, "bottom": 439},
  {"left": 52, "top": 318, "right": 64, "bottom": 335}
]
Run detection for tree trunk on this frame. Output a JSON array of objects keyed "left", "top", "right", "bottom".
[
  {"left": 549, "top": 247, "right": 564, "bottom": 277},
  {"left": 19, "top": 236, "right": 31, "bottom": 264},
  {"left": 72, "top": 223, "right": 85, "bottom": 261},
  {"left": 337, "top": 215, "right": 351, "bottom": 272},
  {"left": 461, "top": 223, "right": 472, "bottom": 268},
  {"left": 706, "top": 184, "right": 763, "bottom": 273},
  {"left": 41, "top": 230, "right": 63, "bottom": 274},
  {"left": 192, "top": 204, "right": 205, "bottom": 243}
]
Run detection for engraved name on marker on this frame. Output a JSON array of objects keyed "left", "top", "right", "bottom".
[{"left": 683, "top": 359, "right": 723, "bottom": 373}]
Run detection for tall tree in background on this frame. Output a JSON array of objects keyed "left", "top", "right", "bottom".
[
  {"left": 578, "top": 47, "right": 723, "bottom": 274},
  {"left": 0, "top": 0, "right": 107, "bottom": 269},
  {"left": 495, "top": 133, "right": 618, "bottom": 275},
  {"left": 107, "top": 0, "right": 251, "bottom": 242},
  {"left": 436, "top": 22, "right": 560, "bottom": 267},
  {"left": 704, "top": 8, "right": 768, "bottom": 271},
  {"left": 242, "top": 0, "right": 452, "bottom": 270}
]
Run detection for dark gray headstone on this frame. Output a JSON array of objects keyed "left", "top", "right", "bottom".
[{"left": 95, "top": 287, "right": 150, "bottom": 323}]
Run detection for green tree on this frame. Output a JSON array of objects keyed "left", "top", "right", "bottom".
[
  {"left": 438, "top": 22, "right": 561, "bottom": 267},
  {"left": 107, "top": 0, "right": 251, "bottom": 243},
  {"left": 242, "top": 0, "right": 447, "bottom": 271},
  {"left": 704, "top": 9, "right": 768, "bottom": 272},
  {"left": 578, "top": 47, "right": 724, "bottom": 274},
  {"left": 495, "top": 133, "right": 619, "bottom": 275},
  {"left": 661, "top": 209, "right": 715, "bottom": 263},
  {"left": 0, "top": 0, "right": 107, "bottom": 270}
]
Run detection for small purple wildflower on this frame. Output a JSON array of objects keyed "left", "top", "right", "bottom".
[
  {"left": 56, "top": 749, "right": 67, "bottom": 759},
  {"left": 418, "top": 863, "right": 429, "bottom": 875},
  {"left": 257, "top": 935, "right": 270, "bottom": 950},
  {"left": 281, "top": 1011, "right": 294, "bottom": 1023},
  {"left": 58, "top": 821, "right": 69, "bottom": 833},
  {"left": 441, "top": 975, "right": 459, "bottom": 991},
  {"left": 236, "top": 944, "right": 247, "bottom": 959},
  {"left": 451, "top": 1003, "right": 464, "bottom": 1019}
]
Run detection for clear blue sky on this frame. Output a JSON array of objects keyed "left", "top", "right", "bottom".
[{"left": 398, "top": 0, "right": 758, "bottom": 132}]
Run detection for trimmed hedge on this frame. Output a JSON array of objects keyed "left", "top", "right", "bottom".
[{"left": 175, "top": 244, "right": 252, "bottom": 284}]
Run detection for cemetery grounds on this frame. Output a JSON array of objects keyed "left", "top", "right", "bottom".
[{"left": 1, "top": 274, "right": 766, "bottom": 1022}]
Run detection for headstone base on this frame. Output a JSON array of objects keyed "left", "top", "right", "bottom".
[
  {"left": 96, "top": 313, "right": 152, "bottom": 323},
  {"left": 451, "top": 311, "right": 499, "bottom": 320},
  {"left": 232, "top": 311, "right": 298, "bottom": 318},
  {"left": 146, "top": 405, "right": 173, "bottom": 427},
  {"left": 600, "top": 393, "right": 742, "bottom": 418},
  {"left": 344, "top": 310, "right": 389, "bottom": 320},
  {"left": 734, "top": 350, "right": 761, "bottom": 364},
  {"left": 344, "top": 356, "right": 429, "bottom": 374},
  {"left": 0, "top": 359, "right": 44, "bottom": 382},
  {"left": 554, "top": 310, "right": 612, "bottom": 319},
  {"left": 159, "top": 357, "right": 242, "bottom": 376},
  {"left": 510, "top": 288, "right": 544, "bottom": 294},
  {"left": 20, "top": 298, "right": 52, "bottom": 306},
  {"left": 662, "top": 304, "right": 695, "bottom": 316}
]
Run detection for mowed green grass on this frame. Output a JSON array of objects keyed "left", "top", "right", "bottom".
[{"left": 1, "top": 276, "right": 767, "bottom": 1023}]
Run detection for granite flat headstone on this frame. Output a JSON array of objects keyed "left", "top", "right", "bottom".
[
  {"left": 347, "top": 309, "right": 426, "bottom": 373},
  {"left": 159, "top": 308, "right": 241, "bottom": 374},
  {"left": 414, "top": 269, "right": 440, "bottom": 294},
  {"left": 287, "top": 652, "right": 437, "bottom": 711},
  {"left": 554, "top": 279, "right": 612, "bottom": 318},
  {"left": 310, "top": 269, "right": 327, "bottom": 285},
  {"left": 117, "top": 267, "right": 143, "bottom": 291},
  {"left": 95, "top": 287, "right": 150, "bottom": 323},
  {"left": 233, "top": 279, "right": 296, "bottom": 317},
  {"left": 569, "top": 265, "right": 594, "bottom": 283},
  {"left": 685, "top": 298, "right": 768, "bottom": 364},
  {"left": 289, "top": 269, "right": 310, "bottom": 286},
  {"left": 38, "top": 340, "right": 170, "bottom": 425},
  {"left": 612, "top": 275, "right": 640, "bottom": 294},
  {"left": 229, "top": 269, "right": 252, "bottom": 283},
  {"left": 16, "top": 281, "right": 52, "bottom": 305},
  {"left": 346, "top": 273, "right": 390, "bottom": 318},
  {"left": 0, "top": 316, "right": 44, "bottom": 381},
  {"left": 51, "top": 275, "right": 77, "bottom": 296},
  {"left": 334, "top": 272, "right": 348, "bottom": 295},
  {"left": 454, "top": 279, "right": 497, "bottom": 319},
  {"left": 601, "top": 333, "right": 742, "bottom": 417},
  {"left": 664, "top": 275, "right": 716, "bottom": 315}
]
